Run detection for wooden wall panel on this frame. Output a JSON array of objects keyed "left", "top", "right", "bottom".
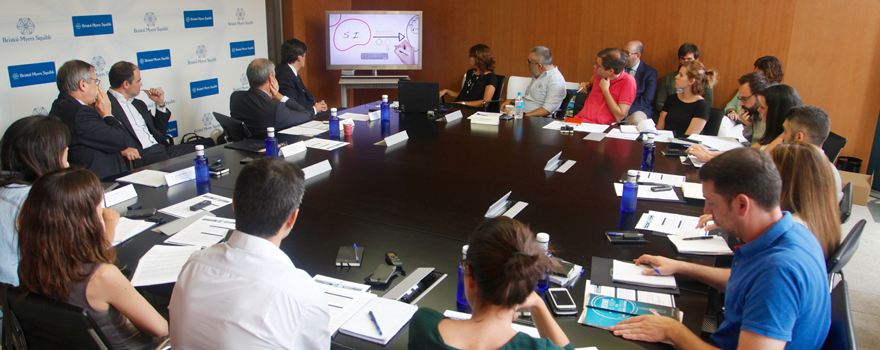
[{"left": 285, "top": 0, "right": 880, "bottom": 168}]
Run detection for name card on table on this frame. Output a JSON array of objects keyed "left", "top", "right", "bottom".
[
  {"left": 303, "top": 160, "right": 332, "bottom": 180},
  {"left": 469, "top": 114, "right": 499, "bottom": 125},
  {"left": 484, "top": 191, "right": 529, "bottom": 219},
  {"left": 280, "top": 141, "right": 307, "bottom": 157},
  {"left": 368, "top": 110, "right": 381, "bottom": 121},
  {"left": 374, "top": 131, "right": 409, "bottom": 147},
  {"left": 543, "top": 151, "right": 577, "bottom": 173},
  {"left": 164, "top": 166, "right": 195, "bottom": 187},
  {"left": 444, "top": 110, "right": 463, "bottom": 122},
  {"left": 103, "top": 184, "right": 138, "bottom": 208}
]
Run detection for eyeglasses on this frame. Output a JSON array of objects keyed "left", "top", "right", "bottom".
[
  {"left": 527, "top": 59, "right": 538, "bottom": 66},
  {"left": 623, "top": 50, "right": 639, "bottom": 56},
  {"left": 738, "top": 94, "right": 753, "bottom": 102},
  {"left": 87, "top": 78, "right": 100, "bottom": 86}
]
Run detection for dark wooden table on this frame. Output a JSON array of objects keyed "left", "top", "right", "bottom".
[{"left": 113, "top": 103, "right": 716, "bottom": 349}]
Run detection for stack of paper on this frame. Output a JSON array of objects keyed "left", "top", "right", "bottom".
[
  {"left": 112, "top": 218, "right": 154, "bottom": 246},
  {"left": 339, "top": 297, "right": 417, "bottom": 345},
  {"left": 605, "top": 129, "right": 639, "bottom": 141},
  {"left": 574, "top": 123, "right": 609, "bottom": 133},
  {"left": 613, "top": 183, "right": 680, "bottom": 201},
  {"left": 117, "top": 170, "right": 168, "bottom": 188},
  {"left": 611, "top": 260, "right": 677, "bottom": 289},
  {"left": 303, "top": 138, "right": 348, "bottom": 151},
  {"left": 686, "top": 134, "right": 744, "bottom": 152},
  {"left": 158, "top": 193, "right": 233, "bottom": 218},
  {"left": 164, "top": 216, "right": 236, "bottom": 247},
  {"left": 312, "top": 275, "right": 376, "bottom": 335},
  {"left": 583, "top": 279, "right": 675, "bottom": 307},
  {"left": 632, "top": 171, "right": 685, "bottom": 187},
  {"left": 278, "top": 121, "right": 330, "bottom": 136},
  {"left": 636, "top": 211, "right": 706, "bottom": 237},
  {"left": 549, "top": 257, "right": 584, "bottom": 288},
  {"left": 681, "top": 182, "right": 705, "bottom": 200},
  {"left": 130, "top": 245, "right": 201, "bottom": 286},
  {"left": 668, "top": 236, "right": 733, "bottom": 255}
]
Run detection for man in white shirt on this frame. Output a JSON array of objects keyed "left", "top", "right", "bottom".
[
  {"left": 781, "top": 105, "right": 844, "bottom": 202},
  {"left": 107, "top": 61, "right": 195, "bottom": 168},
  {"left": 170, "top": 158, "right": 331, "bottom": 349},
  {"left": 501, "top": 46, "right": 567, "bottom": 117}
]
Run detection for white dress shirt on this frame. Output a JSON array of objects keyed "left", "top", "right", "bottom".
[
  {"left": 170, "top": 230, "right": 331, "bottom": 350},
  {"left": 523, "top": 67, "right": 567, "bottom": 114},
  {"left": 108, "top": 89, "right": 158, "bottom": 149}
]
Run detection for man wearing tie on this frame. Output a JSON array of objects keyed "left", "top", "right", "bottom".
[
  {"left": 622, "top": 40, "right": 658, "bottom": 125},
  {"left": 275, "top": 38, "right": 329, "bottom": 115}
]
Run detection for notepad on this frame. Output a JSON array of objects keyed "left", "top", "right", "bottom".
[
  {"left": 611, "top": 260, "right": 677, "bottom": 289},
  {"left": 117, "top": 170, "right": 168, "bottom": 187},
  {"left": 668, "top": 235, "right": 733, "bottom": 255},
  {"left": 339, "top": 297, "right": 417, "bottom": 345},
  {"left": 112, "top": 217, "right": 154, "bottom": 246}
]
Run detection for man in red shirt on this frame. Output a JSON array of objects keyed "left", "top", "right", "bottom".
[{"left": 571, "top": 48, "right": 637, "bottom": 125}]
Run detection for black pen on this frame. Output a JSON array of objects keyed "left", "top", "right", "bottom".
[{"left": 683, "top": 236, "right": 714, "bottom": 240}]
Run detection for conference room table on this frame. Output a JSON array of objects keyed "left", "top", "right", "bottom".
[{"left": 113, "top": 103, "right": 720, "bottom": 350}]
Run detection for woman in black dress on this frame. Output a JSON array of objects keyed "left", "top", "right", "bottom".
[
  {"left": 657, "top": 60, "right": 717, "bottom": 136},
  {"left": 440, "top": 44, "right": 498, "bottom": 108}
]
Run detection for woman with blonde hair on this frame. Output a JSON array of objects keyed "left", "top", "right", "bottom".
[
  {"left": 440, "top": 44, "right": 498, "bottom": 108},
  {"left": 657, "top": 60, "right": 718, "bottom": 136}
]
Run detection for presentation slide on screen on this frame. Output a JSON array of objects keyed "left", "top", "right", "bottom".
[{"left": 328, "top": 13, "right": 419, "bottom": 66}]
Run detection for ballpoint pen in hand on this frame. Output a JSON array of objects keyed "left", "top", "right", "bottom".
[{"left": 648, "top": 262, "right": 662, "bottom": 276}]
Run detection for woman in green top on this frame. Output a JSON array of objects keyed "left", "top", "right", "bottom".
[{"left": 408, "top": 217, "right": 574, "bottom": 350}]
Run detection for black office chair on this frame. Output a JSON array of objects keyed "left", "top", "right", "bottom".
[
  {"left": 213, "top": 112, "right": 252, "bottom": 143},
  {"left": 552, "top": 89, "right": 577, "bottom": 119},
  {"left": 822, "top": 280, "right": 858, "bottom": 350},
  {"left": 702, "top": 108, "right": 724, "bottom": 136},
  {"left": 571, "top": 90, "right": 589, "bottom": 116},
  {"left": 827, "top": 219, "right": 866, "bottom": 287},
  {"left": 822, "top": 131, "right": 848, "bottom": 163},
  {"left": 840, "top": 182, "right": 853, "bottom": 223}
]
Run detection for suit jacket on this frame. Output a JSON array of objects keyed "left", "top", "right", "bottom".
[
  {"left": 108, "top": 91, "right": 172, "bottom": 152},
  {"left": 630, "top": 61, "right": 658, "bottom": 117},
  {"left": 275, "top": 63, "right": 315, "bottom": 110},
  {"left": 230, "top": 87, "right": 315, "bottom": 138},
  {"left": 49, "top": 93, "right": 128, "bottom": 179}
]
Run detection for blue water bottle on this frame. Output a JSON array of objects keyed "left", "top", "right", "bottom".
[
  {"left": 329, "top": 108, "right": 340, "bottom": 139},
  {"left": 641, "top": 134, "right": 656, "bottom": 169},
  {"left": 265, "top": 127, "right": 278, "bottom": 158},
  {"left": 194, "top": 145, "right": 209, "bottom": 184},
  {"left": 621, "top": 170, "right": 638, "bottom": 213},
  {"left": 380, "top": 95, "right": 390, "bottom": 122},
  {"left": 536, "top": 233, "right": 551, "bottom": 293},
  {"left": 456, "top": 245, "right": 469, "bottom": 306}
]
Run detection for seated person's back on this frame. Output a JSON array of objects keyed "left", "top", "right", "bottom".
[{"left": 230, "top": 58, "right": 315, "bottom": 138}]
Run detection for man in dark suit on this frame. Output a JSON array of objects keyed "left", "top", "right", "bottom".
[
  {"left": 622, "top": 40, "right": 658, "bottom": 124},
  {"left": 231, "top": 58, "right": 315, "bottom": 138},
  {"left": 107, "top": 61, "right": 195, "bottom": 168},
  {"left": 49, "top": 60, "right": 130, "bottom": 179},
  {"left": 275, "top": 38, "right": 328, "bottom": 115}
]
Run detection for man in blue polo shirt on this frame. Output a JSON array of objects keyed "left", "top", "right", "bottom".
[{"left": 609, "top": 147, "right": 830, "bottom": 350}]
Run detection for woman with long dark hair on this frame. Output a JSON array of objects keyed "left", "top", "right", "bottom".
[
  {"left": 0, "top": 115, "right": 70, "bottom": 286},
  {"left": 17, "top": 168, "right": 168, "bottom": 349},
  {"left": 440, "top": 44, "right": 498, "bottom": 108},
  {"left": 752, "top": 84, "right": 802, "bottom": 152}
]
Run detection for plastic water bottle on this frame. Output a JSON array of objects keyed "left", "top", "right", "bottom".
[
  {"left": 456, "top": 245, "right": 469, "bottom": 306},
  {"left": 621, "top": 170, "right": 638, "bottom": 213},
  {"left": 329, "top": 108, "right": 340, "bottom": 139},
  {"left": 536, "top": 233, "right": 551, "bottom": 292},
  {"left": 641, "top": 134, "right": 656, "bottom": 168},
  {"left": 380, "top": 95, "right": 390, "bottom": 122},
  {"left": 265, "top": 127, "right": 278, "bottom": 158},
  {"left": 194, "top": 145, "right": 209, "bottom": 184},
  {"left": 514, "top": 92, "right": 524, "bottom": 119}
]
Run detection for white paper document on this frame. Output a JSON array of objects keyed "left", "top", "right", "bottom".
[
  {"left": 682, "top": 182, "right": 705, "bottom": 200},
  {"left": 686, "top": 134, "right": 743, "bottom": 152},
  {"left": 278, "top": 121, "right": 329, "bottom": 135},
  {"left": 313, "top": 274, "right": 371, "bottom": 293},
  {"left": 612, "top": 260, "right": 677, "bottom": 289},
  {"left": 574, "top": 123, "right": 610, "bottom": 133},
  {"left": 605, "top": 129, "right": 639, "bottom": 141},
  {"left": 668, "top": 235, "right": 733, "bottom": 255},
  {"left": 651, "top": 130, "right": 676, "bottom": 143},
  {"left": 112, "top": 218, "right": 154, "bottom": 246},
  {"left": 315, "top": 276, "right": 376, "bottom": 334},
  {"left": 633, "top": 171, "right": 685, "bottom": 187},
  {"left": 117, "top": 170, "right": 168, "bottom": 187},
  {"left": 584, "top": 133, "right": 606, "bottom": 141},
  {"left": 468, "top": 114, "right": 500, "bottom": 125},
  {"left": 158, "top": 193, "right": 232, "bottom": 218},
  {"left": 469, "top": 112, "right": 504, "bottom": 119},
  {"left": 302, "top": 160, "right": 333, "bottom": 180},
  {"left": 542, "top": 120, "right": 578, "bottom": 130},
  {"left": 165, "top": 216, "right": 235, "bottom": 247},
  {"left": 619, "top": 125, "right": 639, "bottom": 134},
  {"left": 339, "top": 297, "right": 417, "bottom": 345},
  {"left": 338, "top": 113, "right": 370, "bottom": 121},
  {"left": 303, "top": 138, "right": 349, "bottom": 151},
  {"left": 613, "top": 183, "right": 680, "bottom": 201},
  {"left": 130, "top": 245, "right": 201, "bottom": 286},
  {"left": 636, "top": 211, "right": 706, "bottom": 237},
  {"left": 164, "top": 166, "right": 196, "bottom": 187},
  {"left": 104, "top": 184, "right": 138, "bottom": 208},
  {"left": 443, "top": 310, "right": 541, "bottom": 338}
]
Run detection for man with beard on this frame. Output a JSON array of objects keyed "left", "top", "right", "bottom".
[{"left": 501, "top": 46, "right": 566, "bottom": 117}]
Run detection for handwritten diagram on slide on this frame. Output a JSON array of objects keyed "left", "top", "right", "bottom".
[{"left": 328, "top": 13, "right": 419, "bottom": 66}]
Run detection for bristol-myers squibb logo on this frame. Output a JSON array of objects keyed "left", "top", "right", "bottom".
[
  {"left": 233, "top": 73, "right": 249, "bottom": 92},
  {"left": 202, "top": 113, "right": 213, "bottom": 127},
  {"left": 188, "top": 45, "right": 216, "bottom": 65},
  {"left": 134, "top": 12, "right": 168, "bottom": 34},
  {"left": 12, "top": 73, "right": 20, "bottom": 80},
  {"left": 228, "top": 8, "right": 254, "bottom": 26},
  {"left": 91, "top": 56, "right": 106, "bottom": 72},
  {"left": 33, "top": 107, "right": 48, "bottom": 115},
  {"left": 4, "top": 18, "right": 52, "bottom": 43},
  {"left": 196, "top": 45, "right": 207, "bottom": 58}
]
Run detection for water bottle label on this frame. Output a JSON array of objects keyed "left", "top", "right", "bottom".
[{"left": 515, "top": 101, "right": 524, "bottom": 109}]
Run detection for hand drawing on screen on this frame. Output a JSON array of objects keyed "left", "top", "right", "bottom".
[{"left": 395, "top": 40, "right": 415, "bottom": 65}]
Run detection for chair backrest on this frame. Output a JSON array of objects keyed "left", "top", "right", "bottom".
[
  {"left": 553, "top": 89, "right": 576, "bottom": 119},
  {"left": 822, "top": 280, "right": 858, "bottom": 350},
  {"left": 483, "top": 74, "right": 506, "bottom": 113},
  {"left": 702, "top": 108, "right": 725, "bottom": 136},
  {"left": 565, "top": 81, "right": 580, "bottom": 90},
  {"left": 2, "top": 283, "right": 111, "bottom": 349},
  {"left": 827, "top": 219, "right": 866, "bottom": 275},
  {"left": 840, "top": 182, "right": 853, "bottom": 224},
  {"left": 822, "top": 131, "right": 848, "bottom": 163},
  {"left": 571, "top": 90, "right": 589, "bottom": 116},
  {"left": 505, "top": 76, "right": 532, "bottom": 100},
  {"left": 213, "top": 112, "right": 252, "bottom": 142}
]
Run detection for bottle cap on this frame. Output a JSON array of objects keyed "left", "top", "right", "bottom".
[
  {"left": 517, "top": 92, "right": 523, "bottom": 96},
  {"left": 382, "top": 95, "right": 388, "bottom": 101},
  {"left": 330, "top": 108, "right": 337, "bottom": 112},
  {"left": 267, "top": 127, "right": 275, "bottom": 132},
  {"left": 195, "top": 145, "right": 204, "bottom": 151},
  {"left": 536, "top": 232, "right": 550, "bottom": 243},
  {"left": 627, "top": 170, "right": 639, "bottom": 177},
  {"left": 647, "top": 134, "right": 655, "bottom": 139},
  {"left": 462, "top": 245, "right": 469, "bottom": 254}
]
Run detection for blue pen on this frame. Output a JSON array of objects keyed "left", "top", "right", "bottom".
[
  {"left": 369, "top": 310, "right": 383, "bottom": 336},
  {"left": 607, "top": 232, "right": 644, "bottom": 237},
  {"left": 353, "top": 243, "right": 360, "bottom": 263},
  {"left": 649, "top": 262, "right": 662, "bottom": 276}
]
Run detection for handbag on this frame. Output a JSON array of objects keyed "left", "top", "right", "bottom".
[{"left": 1, "top": 284, "right": 27, "bottom": 349}]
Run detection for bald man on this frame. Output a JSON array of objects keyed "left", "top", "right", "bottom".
[{"left": 622, "top": 40, "right": 658, "bottom": 124}]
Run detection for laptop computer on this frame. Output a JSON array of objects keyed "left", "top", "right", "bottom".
[{"left": 398, "top": 81, "right": 440, "bottom": 113}]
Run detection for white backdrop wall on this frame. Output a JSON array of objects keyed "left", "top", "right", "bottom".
[{"left": 1, "top": 0, "right": 268, "bottom": 141}]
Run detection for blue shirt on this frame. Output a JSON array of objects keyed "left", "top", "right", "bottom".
[{"left": 712, "top": 212, "right": 830, "bottom": 350}]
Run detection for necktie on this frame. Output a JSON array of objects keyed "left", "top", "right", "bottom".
[{"left": 627, "top": 68, "right": 635, "bottom": 76}]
